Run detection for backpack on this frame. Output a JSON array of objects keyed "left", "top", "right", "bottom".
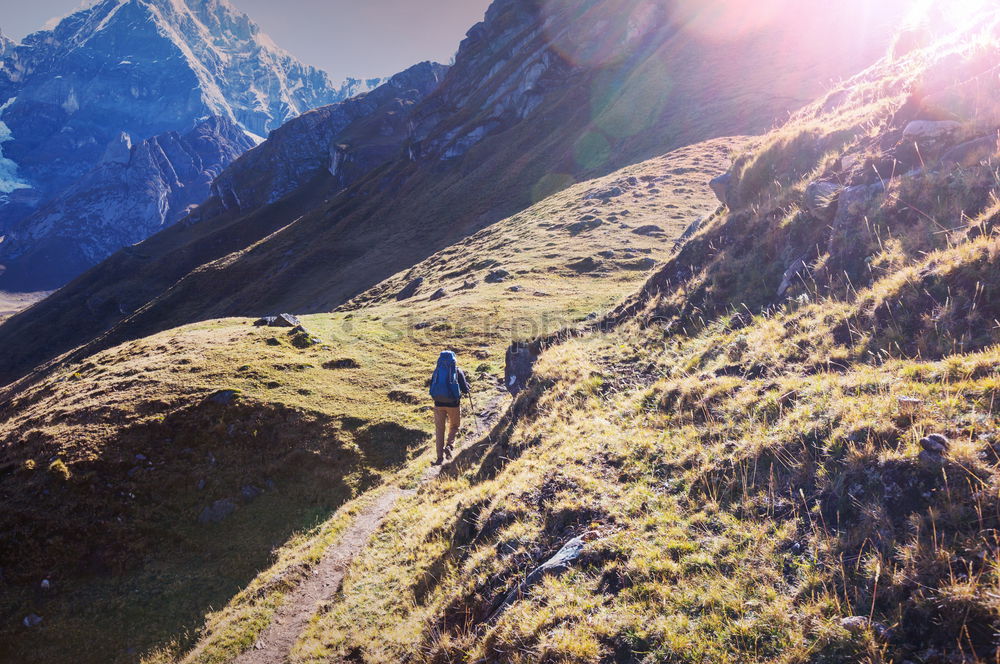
[{"left": 429, "top": 351, "right": 462, "bottom": 402}]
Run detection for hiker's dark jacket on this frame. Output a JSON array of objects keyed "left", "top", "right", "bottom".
[{"left": 434, "top": 369, "right": 470, "bottom": 408}]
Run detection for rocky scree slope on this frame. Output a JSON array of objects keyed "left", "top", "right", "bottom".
[
  {"left": 0, "top": 115, "right": 256, "bottom": 291},
  {"left": 0, "top": 0, "right": 377, "bottom": 288},
  {"left": 175, "top": 13, "right": 1000, "bottom": 664},
  {"left": 0, "top": 137, "right": 738, "bottom": 664},
  {"left": 0, "top": 0, "right": 913, "bottom": 385}
]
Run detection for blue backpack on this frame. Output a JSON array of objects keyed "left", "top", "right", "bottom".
[{"left": 429, "top": 351, "right": 462, "bottom": 401}]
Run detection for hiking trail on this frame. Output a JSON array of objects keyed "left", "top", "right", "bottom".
[{"left": 232, "top": 390, "right": 506, "bottom": 664}]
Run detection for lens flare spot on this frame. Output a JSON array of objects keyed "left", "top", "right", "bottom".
[
  {"left": 533, "top": 173, "right": 576, "bottom": 204},
  {"left": 540, "top": 0, "right": 667, "bottom": 68},
  {"left": 574, "top": 130, "right": 612, "bottom": 172}
]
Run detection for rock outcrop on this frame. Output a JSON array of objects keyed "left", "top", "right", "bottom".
[{"left": 210, "top": 61, "right": 448, "bottom": 214}]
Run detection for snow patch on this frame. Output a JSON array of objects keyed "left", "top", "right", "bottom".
[
  {"left": 0, "top": 98, "right": 29, "bottom": 194},
  {"left": 243, "top": 130, "right": 265, "bottom": 146}
]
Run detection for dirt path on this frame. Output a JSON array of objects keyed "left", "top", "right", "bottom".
[
  {"left": 232, "top": 389, "right": 506, "bottom": 664},
  {"left": 233, "top": 487, "right": 405, "bottom": 664}
]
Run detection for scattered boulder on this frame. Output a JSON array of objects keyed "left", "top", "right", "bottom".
[
  {"left": 902, "top": 120, "right": 962, "bottom": 143},
  {"left": 709, "top": 172, "right": 733, "bottom": 207},
  {"left": 254, "top": 313, "right": 302, "bottom": 328},
  {"left": 533, "top": 291, "right": 551, "bottom": 297},
  {"left": 240, "top": 485, "right": 263, "bottom": 503},
  {"left": 840, "top": 616, "right": 891, "bottom": 639},
  {"left": 632, "top": 224, "right": 666, "bottom": 236},
  {"left": 289, "top": 327, "right": 320, "bottom": 349},
  {"left": 429, "top": 288, "right": 447, "bottom": 301},
  {"left": 918, "top": 433, "right": 950, "bottom": 464},
  {"left": 207, "top": 389, "right": 240, "bottom": 406},
  {"left": 597, "top": 250, "right": 615, "bottom": 259},
  {"left": 40, "top": 579, "right": 50, "bottom": 590},
  {"left": 566, "top": 257, "right": 600, "bottom": 273},
  {"left": 777, "top": 255, "right": 810, "bottom": 297},
  {"left": 198, "top": 499, "right": 237, "bottom": 524},
  {"left": 396, "top": 277, "right": 424, "bottom": 301},
  {"left": 897, "top": 396, "right": 923, "bottom": 416},
  {"left": 507, "top": 285, "right": 524, "bottom": 292},
  {"left": 586, "top": 185, "right": 623, "bottom": 201},
  {"left": 486, "top": 535, "right": 590, "bottom": 623},
  {"left": 323, "top": 358, "right": 360, "bottom": 369},
  {"left": 23, "top": 614, "right": 43, "bottom": 628},
  {"left": 505, "top": 341, "right": 540, "bottom": 395},
  {"left": 619, "top": 257, "right": 657, "bottom": 271},
  {"left": 567, "top": 218, "right": 603, "bottom": 235},
  {"left": 919, "top": 433, "right": 950, "bottom": 455},
  {"left": 804, "top": 181, "right": 843, "bottom": 221},
  {"left": 939, "top": 135, "right": 997, "bottom": 167},
  {"left": 460, "top": 278, "right": 478, "bottom": 290},
  {"left": 388, "top": 390, "right": 421, "bottom": 405},
  {"left": 485, "top": 269, "right": 510, "bottom": 283}
]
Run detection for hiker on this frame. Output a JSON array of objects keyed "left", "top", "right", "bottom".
[{"left": 428, "top": 349, "right": 471, "bottom": 464}]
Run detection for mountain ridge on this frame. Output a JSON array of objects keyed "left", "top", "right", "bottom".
[{"left": 0, "top": 0, "right": 391, "bottom": 290}]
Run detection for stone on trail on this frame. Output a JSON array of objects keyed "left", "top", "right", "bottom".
[{"left": 23, "top": 614, "right": 43, "bottom": 628}]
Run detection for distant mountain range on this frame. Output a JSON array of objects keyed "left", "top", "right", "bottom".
[{"left": 0, "top": 0, "right": 387, "bottom": 290}]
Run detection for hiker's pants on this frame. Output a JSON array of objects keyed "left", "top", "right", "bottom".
[{"left": 434, "top": 406, "right": 461, "bottom": 458}]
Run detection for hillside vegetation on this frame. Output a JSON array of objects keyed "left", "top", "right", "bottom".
[
  {"left": 156, "top": 12, "right": 1000, "bottom": 664},
  {"left": 0, "top": 0, "right": 910, "bottom": 385},
  {"left": 0, "top": 137, "right": 742, "bottom": 664}
]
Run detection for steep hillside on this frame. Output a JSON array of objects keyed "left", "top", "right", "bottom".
[
  {"left": 0, "top": 0, "right": 912, "bottom": 384},
  {"left": 0, "top": 137, "right": 742, "bottom": 664},
  {"left": 156, "top": 11, "right": 1000, "bottom": 664}
]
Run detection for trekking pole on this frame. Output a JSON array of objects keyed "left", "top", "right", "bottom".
[{"left": 467, "top": 391, "right": 483, "bottom": 437}]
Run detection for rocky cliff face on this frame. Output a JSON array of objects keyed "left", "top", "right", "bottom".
[
  {"left": 210, "top": 61, "right": 448, "bottom": 215},
  {"left": 0, "top": 0, "right": 379, "bottom": 288},
  {"left": 0, "top": 115, "right": 255, "bottom": 291}
]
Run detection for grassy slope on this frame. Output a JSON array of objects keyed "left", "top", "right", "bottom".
[
  {"left": 0, "top": 0, "right": 909, "bottom": 386},
  {"left": 0, "top": 137, "right": 743, "bottom": 664},
  {"left": 180, "top": 17, "right": 1000, "bottom": 664}
]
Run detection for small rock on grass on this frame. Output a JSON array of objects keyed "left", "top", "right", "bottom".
[
  {"left": 23, "top": 614, "right": 42, "bottom": 628},
  {"left": 919, "top": 433, "right": 950, "bottom": 455},
  {"left": 839, "top": 615, "right": 891, "bottom": 639}
]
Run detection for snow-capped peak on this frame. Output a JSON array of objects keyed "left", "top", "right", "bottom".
[{"left": 13, "top": 0, "right": 353, "bottom": 136}]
